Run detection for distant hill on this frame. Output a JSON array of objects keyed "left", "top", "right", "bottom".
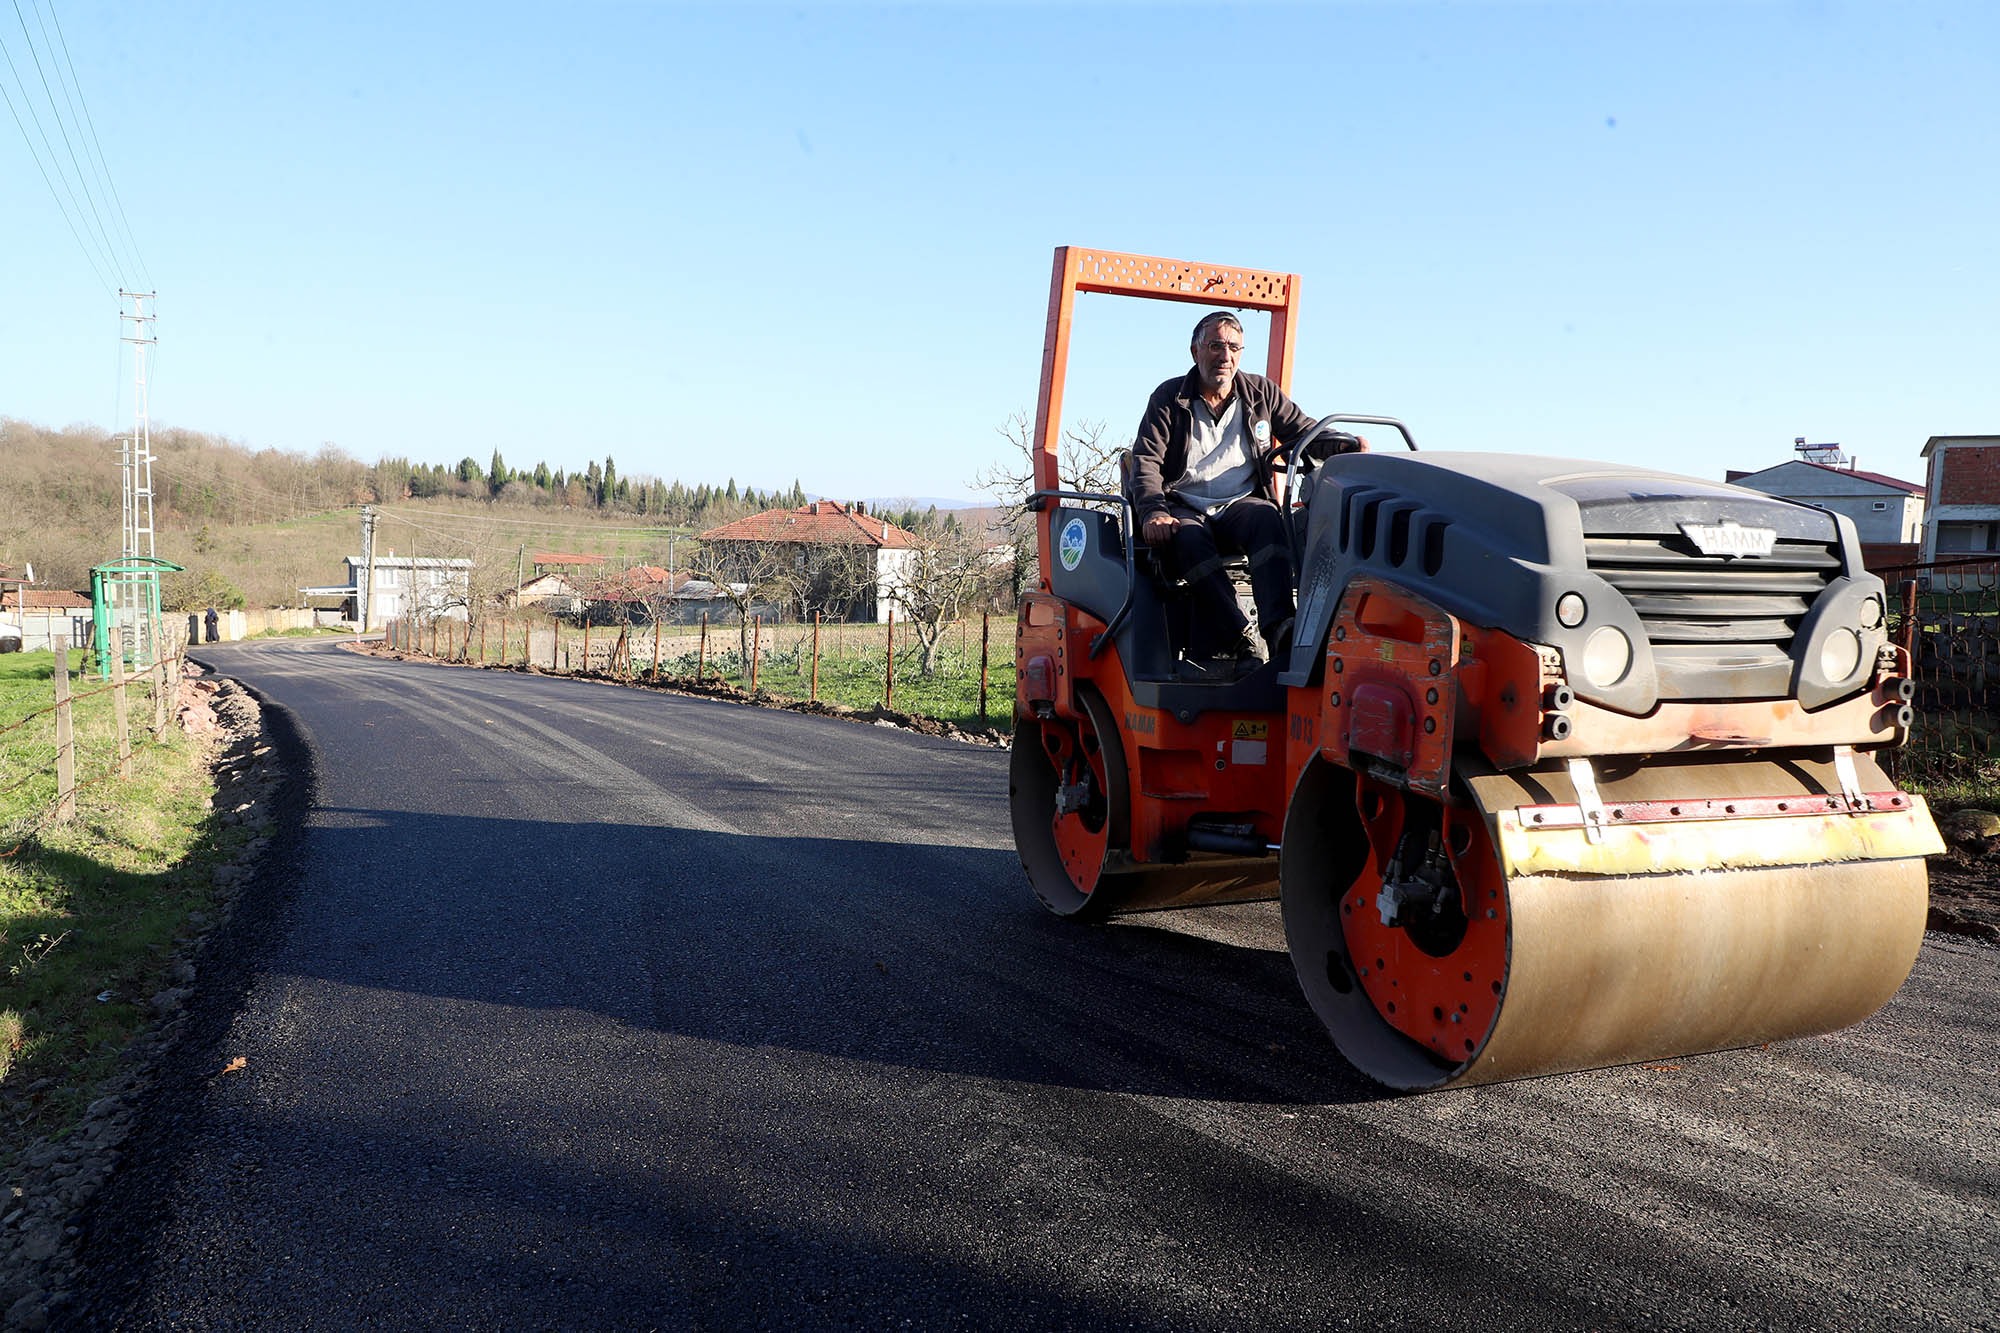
[{"left": 0, "top": 416, "right": 1012, "bottom": 608}]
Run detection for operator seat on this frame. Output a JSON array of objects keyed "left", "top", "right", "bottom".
[{"left": 1118, "top": 451, "right": 1263, "bottom": 673}]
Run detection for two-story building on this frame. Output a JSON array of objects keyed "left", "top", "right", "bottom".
[
  {"left": 1919, "top": 434, "right": 2000, "bottom": 565},
  {"left": 337, "top": 555, "right": 475, "bottom": 625},
  {"left": 698, "top": 501, "right": 919, "bottom": 622}
]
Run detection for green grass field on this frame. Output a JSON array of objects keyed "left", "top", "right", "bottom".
[{"left": 409, "top": 616, "right": 1021, "bottom": 733}]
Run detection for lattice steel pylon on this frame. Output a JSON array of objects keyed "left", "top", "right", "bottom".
[{"left": 111, "top": 290, "right": 161, "bottom": 669}]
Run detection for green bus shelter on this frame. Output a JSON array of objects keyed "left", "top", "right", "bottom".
[{"left": 90, "top": 555, "right": 184, "bottom": 677}]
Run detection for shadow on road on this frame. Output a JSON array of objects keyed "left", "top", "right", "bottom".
[{"left": 291, "top": 806, "right": 1386, "bottom": 1107}]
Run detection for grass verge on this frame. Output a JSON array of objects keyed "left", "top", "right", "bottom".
[{"left": 1, "top": 650, "right": 229, "bottom": 1148}]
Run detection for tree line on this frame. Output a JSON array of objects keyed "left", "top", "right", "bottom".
[{"left": 0, "top": 417, "right": 858, "bottom": 592}]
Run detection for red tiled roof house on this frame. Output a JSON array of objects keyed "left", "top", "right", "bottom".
[{"left": 698, "top": 501, "right": 919, "bottom": 623}]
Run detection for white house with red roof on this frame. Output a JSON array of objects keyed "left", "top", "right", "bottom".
[
  {"left": 1725, "top": 458, "right": 1925, "bottom": 545},
  {"left": 698, "top": 501, "right": 920, "bottom": 623}
]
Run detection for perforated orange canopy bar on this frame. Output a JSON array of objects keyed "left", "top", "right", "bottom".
[{"left": 1030, "top": 246, "right": 1303, "bottom": 588}]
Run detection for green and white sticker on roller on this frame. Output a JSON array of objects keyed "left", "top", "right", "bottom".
[{"left": 1058, "top": 517, "right": 1087, "bottom": 572}]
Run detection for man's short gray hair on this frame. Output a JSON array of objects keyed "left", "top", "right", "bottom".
[{"left": 1191, "top": 311, "right": 1244, "bottom": 345}]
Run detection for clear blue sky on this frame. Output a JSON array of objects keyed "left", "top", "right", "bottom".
[{"left": 3, "top": 1, "right": 1993, "bottom": 504}]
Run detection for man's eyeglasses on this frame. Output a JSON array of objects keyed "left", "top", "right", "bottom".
[{"left": 1202, "top": 340, "right": 1245, "bottom": 356}]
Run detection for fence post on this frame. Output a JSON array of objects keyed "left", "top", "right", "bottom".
[
  {"left": 979, "top": 612, "right": 991, "bottom": 726},
  {"left": 151, "top": 655, "right": 168, "bottom": 736},
  {"left": 652, "top": 618, "right": 663, "bottom": 680},
  {"left": 697, "top": 613, "right": 708, "bottom": 683},
  {"left": 1898, "top": 579, "right": 1918, "bottom": 661},
  {"left": 884, "top": 607, "right": 895, "bottom": 710},
  {"left": 111, "top": 650, "right": 133, "bottom": 780},
  {"left": 750, "top": 615, "right": 761, "bottom": 692},
  {"left": 52, "top": 641, "right": 76, "bottom": 824},
  {"left": 583, "top": 621, "right": 592, "bottom": 674},
  {"left": 811, "top": 612, "right": 821, "bottom": 701}
]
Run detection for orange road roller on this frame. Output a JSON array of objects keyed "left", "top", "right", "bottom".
[{"left": 1009, "top": 247, "right": 1943, "bottom": 1091}]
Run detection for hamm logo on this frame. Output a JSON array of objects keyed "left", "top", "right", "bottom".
[
  {"left": 1058, "top": 517, "right": 1088, "bottom": 572},
  {"left": 1680, "top": 520, "right": 1777, "bottom": 558}
]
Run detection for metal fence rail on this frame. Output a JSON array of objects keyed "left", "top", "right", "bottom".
[
  {"left": 1889, "top": 561, "right": 1998, "bottom": 788},
  {"left": 385, "top": 611, "right": 1016, "bottom": 732}
]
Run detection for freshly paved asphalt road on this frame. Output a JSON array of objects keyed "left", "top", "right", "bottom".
[{"left": 79, "top": 639, "right": 1997, "bottom": 1330}]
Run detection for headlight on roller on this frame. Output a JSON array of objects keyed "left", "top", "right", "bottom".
[
  {"left": 1819, "top": 627, "right": 1862, "bottom": 683},
  {"left": 1582, "top": 626, "right": 1632, "bottom": 688}
]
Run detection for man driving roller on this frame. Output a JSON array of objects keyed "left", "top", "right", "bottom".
[{"left": 1128, "top": 310, "right": 1364, "bottom": 660}]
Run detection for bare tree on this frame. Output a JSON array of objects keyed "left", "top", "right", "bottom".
[
  {"left": 688, "top": 541, "right": 792, "bottom": 671},
  {"left": 771, "top": 542, "right": 873, "bottom": 624},
  {"left": 973, "top": 413, "right": 1123, "bottom": 522},
  {"left": 972, "top": 413, "right": 1124, "bottom": 598},
  {"left": 879, "top": 526, "right": 1011, "bottom": 677}
]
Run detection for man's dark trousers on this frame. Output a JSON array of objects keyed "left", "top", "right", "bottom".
[{"left": 1156, "top": 496, "right": 1294, "bottom": 657}]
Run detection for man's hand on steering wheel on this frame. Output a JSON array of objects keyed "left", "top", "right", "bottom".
[{"left": 1141, "top": 515, "right": 1180, "bottom": 548}]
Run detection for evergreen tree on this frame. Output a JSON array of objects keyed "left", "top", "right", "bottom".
[
  {"left": 489, "top": 450, "right": 510, "bottom": 493},
  {"left": 534, "top": 461, "right": 551, "bottom": 490}
]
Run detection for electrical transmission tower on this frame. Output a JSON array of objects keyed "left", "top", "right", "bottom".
[{"left": 112, "top": 289, "right": 161, "bottom": 666}]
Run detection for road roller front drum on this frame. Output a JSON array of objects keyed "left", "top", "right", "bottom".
[{"left": 1281, "top": 755, "right": 1934, "bottom": 1091}]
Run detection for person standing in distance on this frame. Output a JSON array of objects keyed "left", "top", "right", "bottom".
[{"left": 1126, "top": 310, "right": 1364, "bottom": 659}]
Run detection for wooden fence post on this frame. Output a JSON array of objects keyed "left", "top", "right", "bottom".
[
  {"left": 1898, "top": 578, "right": 1918, "bottom": 661},
  {"left": 884, "top": 607, "right": 895, "bottom": 709},
  {"left": 151, "top": 655, "right": 168, "bottom": 736},
  {"left": 810, "top": 612, "right": 821, "bottom": 701},
  {"left": 697, "top": 613, "right": 708, "bottom": 682},
  {"left": 750, "top": 616, "right": 761, "bottom": 692},
  {"left": 652, "top": 618, "right": 663, "bottom": 680},
  {"left": 583, "top": 621, "right": 592, "bottom": 674},
  {"left": 52, "top": 641, "right": 76, "bottom": 824},
  {"left": 111, "top": 650, "right": 133, "bottom": 780},
  {"left": 979, "top": 612, "right": 990, "bottom": 726}
]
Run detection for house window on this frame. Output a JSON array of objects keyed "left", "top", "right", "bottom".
[{"left": 1872, "top": 501, "right": 1888, "bottom": 511}]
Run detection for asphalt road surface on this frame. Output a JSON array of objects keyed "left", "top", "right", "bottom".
[{"left": 79, "top": 639, "right": 1998, "bottom": 1330}]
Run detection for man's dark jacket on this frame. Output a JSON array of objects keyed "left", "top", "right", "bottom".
[{"left": 1126, "top": 368, "right": 1340, "bottom": 525}]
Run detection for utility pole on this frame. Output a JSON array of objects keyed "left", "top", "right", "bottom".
[
  {"left": 119, "top": 290, "right": 159, "bottom": 667},
  {"left": 360, "top": 504, "right": 378, "bottom": 634},
  {"left": 516, "top": 543, "right": 526, "bottom": 609}
]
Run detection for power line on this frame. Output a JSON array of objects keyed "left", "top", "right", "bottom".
[
  {"left": 26, "top": 0, "right": 134, "bottom": 282},
  {"left": 3, "top": 0, "right": 124, "bottom": 284},
  {"left": 0, "top": 56, "right": 112, "bottom": 293},
  {"left": 40, "top": 0, "right": 147, "bottom": 287}
]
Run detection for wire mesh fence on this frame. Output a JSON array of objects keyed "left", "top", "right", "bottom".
[
  {"left": 386, "top": 611, "right": 1018, "bottom": 735},
  {"left": 1888, "top": 560, "right": 1998, "bottom": 795},
  {"left": 0, "top": 637, "right": 190, "bottom": 851}
]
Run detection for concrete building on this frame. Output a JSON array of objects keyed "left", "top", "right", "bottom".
[
  {"left": 334, "top": 555, "right": 475, "bottom": 625},
  {"left": 1726, "top": 459, "right": 1925, "bottom": 545},
  {"left": 1918, "top": 435, "right": 2000, "bottom": 565}
]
